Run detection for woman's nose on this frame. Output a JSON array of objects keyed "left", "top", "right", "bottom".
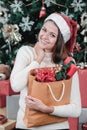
[{"left": 43, "top": 32, "right": 49, "bottom": 39}]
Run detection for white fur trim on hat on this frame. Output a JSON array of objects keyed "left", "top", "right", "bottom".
[{"left": 45, "top": 13, "right": 70, "bottom": 43}]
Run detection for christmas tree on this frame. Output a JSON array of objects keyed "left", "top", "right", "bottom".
[{"left": 0, "top": 0, "right": 87, "bottom": 68}]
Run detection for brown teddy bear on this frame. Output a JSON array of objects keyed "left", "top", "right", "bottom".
[{"left": 0, "top": 64, "right": 11, "bottom": 80}]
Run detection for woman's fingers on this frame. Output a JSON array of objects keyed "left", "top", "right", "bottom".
[{"left": 26, "top": 95, "right": 37, "bottom": 101}]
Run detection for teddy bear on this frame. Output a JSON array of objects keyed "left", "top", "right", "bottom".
[{"left": 0, "top": 64, "right": 11, "bottom": 80}]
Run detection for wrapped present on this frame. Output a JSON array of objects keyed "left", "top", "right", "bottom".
[
  {"left": 35, "top": 67, "right": 56, "bottom": 82},
  {"left": 82, "top": 122, "right": 87, "bottom": 130},
  {"left": 68, "top": 117, "right": 78, "bottom": 130},
  {"left": 35, "top": 57, "right": 77, "bottom": 82},
  {"left": 0, "top": 107, "right": 6, "bottom": 116},
  {"left": 0, "top": 119, "right": 16, "bottom": 130},
  {"left": 0, "top": 115, "right": 7, "bottom": 125},
  {"left": 0, "top": 80, "right": 19, "bottom": 96},
  {"left": 6, "top": 95, "right": 20, "bottom": 120},
  {"left": 0, "top": 95, "right": 6, "bottom": 108}
]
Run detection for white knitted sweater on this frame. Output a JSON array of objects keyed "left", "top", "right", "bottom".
[{"left": 10, "top": 45, "right": 81, "bottom": 130}]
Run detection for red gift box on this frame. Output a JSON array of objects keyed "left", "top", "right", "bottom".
[
  {"left": 35, "top": 67, "right": 56, "bottom": 82},
  {"left": 78, "top": 69, "right": 87, "bottom": 107},
  {"left": 82, "top": 122, "right": 87, "bottom": 130},
  {"left": 0, "top": 80, "right": 19, "bottom": 96},
  {"left": 0, "top": 95, "right": 6, "bottom": 108},
  {"left": 68, "top": 117, "right": 79, "bottom": 130}
]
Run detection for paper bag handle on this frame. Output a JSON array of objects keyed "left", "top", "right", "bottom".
[{"left": 47, "top": 82, "right": 65, "bottom": 102}]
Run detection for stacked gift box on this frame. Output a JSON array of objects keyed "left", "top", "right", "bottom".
[
  {"left": 0, "top": 79, "right": 20, "bottom": 130},
  {"left": 0, "top": 80, "right": 19, "bottom": 96},
  {"left": 0, "top": 80, "right": 19, "bottom": 110},
  {"left": 0, "top": 95, "right": 6, "bottom": 108}
]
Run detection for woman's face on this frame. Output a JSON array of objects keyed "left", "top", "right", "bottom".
[{"left": 38, "top": 21, "right": 58, "bottom": 52}]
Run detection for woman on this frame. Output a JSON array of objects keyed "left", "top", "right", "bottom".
[{"left": 10, "top": 13, "right": 81, "bottom": 130}]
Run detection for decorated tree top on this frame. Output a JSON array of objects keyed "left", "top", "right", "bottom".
[{"left": 0, "top": 0, "right": 87, "bottom": 67}]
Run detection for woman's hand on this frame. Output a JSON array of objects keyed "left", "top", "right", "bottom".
[
  {"left": 34, "top": 42, "right": 45, "bottom": 64},
  {"left": 25, "top": 96, "right": 54, "bottom": 113}
]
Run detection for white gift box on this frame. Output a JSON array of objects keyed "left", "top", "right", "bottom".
[{"left": 6, "top": 95, "right": 20, "bottom": 120}]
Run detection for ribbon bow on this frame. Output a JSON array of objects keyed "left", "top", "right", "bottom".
[{"left": 56, "top": 57, "right": 78, "bottom": 80}]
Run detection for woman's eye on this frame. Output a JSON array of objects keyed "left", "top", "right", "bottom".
[{"left": 50, "top": 33, "right": 56, "bottom": 38}]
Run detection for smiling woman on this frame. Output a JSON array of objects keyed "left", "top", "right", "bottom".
[
  {"left": 10, "top": 12, "right": 81, "bottom": 130},
  {"left": 37, "top": 21, "right": 58, "bottom": 53}
]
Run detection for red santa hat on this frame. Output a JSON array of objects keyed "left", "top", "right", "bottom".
[{"left": 45, "top": 12, "right": 77, "bottom": 53}]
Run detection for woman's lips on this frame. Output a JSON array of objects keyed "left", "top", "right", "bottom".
[{"left": 41, "top": 40, "right": 49, "bottom": 45}]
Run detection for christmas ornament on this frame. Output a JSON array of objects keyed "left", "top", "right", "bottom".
[
  {"left": 19, "top": 16, "right": 34, "bottom": 32},
  {"left": 77, "top": 62, "right": 87, "bottom": 69},
  {"left": 0, "top": 11, "right": 2, "bottom": 16},
  {"left": 2, "top": 24, "right": 22, "bottom": 45},
  {"left": 71, "top": 0, "right": 86, "bottom": 12},
  {"left": 81, "top": 12, "right": 87, "bottom": 28},
  {"left": 80, "top": 12, "right": 87, "bottom": 42},
  {"left": 74, "top": 42, "right": 81, "bottom": 52},
  {"left": 39, "top": 0, "right": 46, "bottom": 18},
  {"left": 84, "top": 48, "right": 87, "bottom": 64},
  {"left": 77, "top": 62, "right": 85, "bottom": 69},
  {"left": 77, "top": 24, "right": 80, "bottom": 30}
]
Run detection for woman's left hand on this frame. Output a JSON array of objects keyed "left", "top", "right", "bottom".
[{"left": 25, "top": 96, "right": 54, "bottom": 113}]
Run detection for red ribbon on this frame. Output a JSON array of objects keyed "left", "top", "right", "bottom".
[
  {"left": 64, "top": 57, "right": 78, "bottom": 78},
  {"left": 67, "top": 64, "right": 78, "bottom": 78},
  {"left": 64, "top": 56, "right": 74, "bottom": 65},
  {"left": 35, "top": 68, "right": 56, "bottom": 82}
]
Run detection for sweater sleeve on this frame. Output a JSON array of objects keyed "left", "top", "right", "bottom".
[
  {"left": 10, "top": 46, "right": 40, "bottom": 92},
  {"left": 50, "top": 72, "right": 81, "bottom": 118}
]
